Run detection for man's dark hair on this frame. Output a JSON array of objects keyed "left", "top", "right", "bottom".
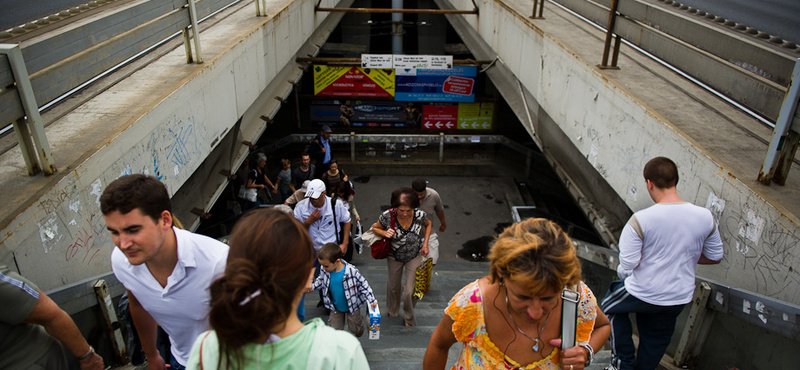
[
  {"left": 411, "top": 178, "right": 427, "bottom": 193},
  {"left": 643, "top": 157, "right": 679, "bottom": 189},
  {"left": 391, "top": 187, "right": 420, "bottom": 209},
  {"left": 100, "top": 174, "right": 171, "bottom": 222},
  {"left": 300, "top": 152, "right": 310, "bottom": 158}
]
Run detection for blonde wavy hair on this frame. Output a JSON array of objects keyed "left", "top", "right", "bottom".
[{"left": 489, "top": 218, "right": 581, "bottom": 294}]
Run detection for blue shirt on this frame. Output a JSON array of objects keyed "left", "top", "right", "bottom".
[
  {"left": 329, "top": 268, "right": 349, "bottom": 312},
  {"left": 322, "top": 138, "right": 331, "bottom": 164}
]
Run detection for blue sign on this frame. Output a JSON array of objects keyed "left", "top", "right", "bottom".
[{"left": 395, "top": 67, "right": 477, "bottom": 102}]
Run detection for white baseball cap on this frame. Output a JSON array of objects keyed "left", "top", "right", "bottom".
[{"left": 305, "top": 179, "right": 326, "bottom": 199}]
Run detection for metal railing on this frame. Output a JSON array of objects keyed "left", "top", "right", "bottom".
[
  {"left": 550, "top": 0, "right": 798, "bottom": 126},
  {"left": 515, "top": 206, "right": 800, "bottom": 358},
  {"left": 0, "top": 0, "right": 236, "bottom": 174}
]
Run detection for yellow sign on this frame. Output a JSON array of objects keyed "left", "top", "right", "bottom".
[
  {"left": 313, "top": 66, "right": 395, "bottom": 97},
  {"left": 457, "top": 102, "right": 493, "bottom": 130}
]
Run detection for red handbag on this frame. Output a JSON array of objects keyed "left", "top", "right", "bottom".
[{"left": 371, "top": 209, "right": 395, "bottom": 259}]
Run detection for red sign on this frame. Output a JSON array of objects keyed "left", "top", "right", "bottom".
[
  {"left": 442, "top": 76, "right": 474, "bottom": 96},
  {"left": 422, "top": 105, "right": 458, "bottom": 130}
]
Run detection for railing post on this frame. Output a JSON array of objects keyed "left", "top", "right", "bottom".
[
  {"left": 759, "top": 58, "right": 800, "bottom": 185},
  {"left": 182, "top": 27, "right": 194, "bottom": 63},
  {"left": 439, "top": 132, "right": 445, "bottom": 162},
  {"left": 12, "top": 117, "right": 39, "bottom": 175},
  {"left": 256, "top": 0, "right": 268, "bottom": 16},
  {"left": 598, "top": 0, "right": 621, "bottom": 70},
  {"left": 350, "top": 131, "right": 356, "bottom": 162},
  {"left": 531, "top": 0, "right": 545, "bottom": 19},
  {"left": 94, "top": 280, "right": 127, "bottom": 364},
  {"left": 0, "top": 44, "right": 56, "bottom": 175},
  {"left": 187, "top": 0, "right": 203, "bottom": 64},
  {"left": 674, "top": 282, "right": 714, "bottom": 366}
]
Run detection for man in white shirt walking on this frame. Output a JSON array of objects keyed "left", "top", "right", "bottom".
[
  {"left": 101, "top": 175, "right": 229, "bottom": 370},
  {"left": 602, "top": 157, "right": 723, "bottom": 370},
  {"left": 293, "top": 179, "right": 351, "bottom": 318}
]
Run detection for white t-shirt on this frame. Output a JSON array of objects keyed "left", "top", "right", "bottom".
[
  {"left": 618, "top": 202, "right": 723, "bottom": 306},
  {"left": 293, "top": 196, "right": 351, "bottom": 250},
  {"left": 111, "top": 227, "right": 229, "bottom": 366}
]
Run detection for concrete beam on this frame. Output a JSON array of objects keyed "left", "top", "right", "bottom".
[
  {"left": 554, "top": 0, "right": 787, "bottom": 122},
  {"left": 0, "top": 0, "right": 345, "bottom": 291},
  {"left": 441, "top": 0, "right": 800, "bottom": 305}
]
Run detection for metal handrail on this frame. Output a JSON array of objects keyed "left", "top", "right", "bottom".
[{"left": 529, "top": 212, "right": 800, "bottom": 343}]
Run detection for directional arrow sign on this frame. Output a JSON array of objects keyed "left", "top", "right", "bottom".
[
  {"left": 424, "top": 121, "right": 433, "bottom": 129},
  {"left": 482, "top": 122, "right": 491, "bottom": 129},
  {"left": 472, "top": 122, "right": 480, "bottom": 129},
  {"left": 445, "top": 122, "right": 455, "bottom": 129},
  {"left": 435, "top": 122, "right": 443, "bottom": 129}
]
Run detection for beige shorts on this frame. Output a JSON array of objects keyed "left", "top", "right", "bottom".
[{"left": 427, "top": 233, "right": 439, "bottom": 265}]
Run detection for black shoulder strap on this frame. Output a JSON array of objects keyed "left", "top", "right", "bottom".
[{"left": 331, "top": 197, "right": 340, "bottom": 244}]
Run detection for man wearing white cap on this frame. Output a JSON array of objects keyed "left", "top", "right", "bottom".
[
  {"left": 294, "top": 179, "right": 352, "bottom": 253},
  {"left": 294, "top": 179, "right": 351, "bottom": 316}
]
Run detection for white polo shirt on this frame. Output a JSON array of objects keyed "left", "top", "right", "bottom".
[
  {"left": 293, "top": 196, "right": 351, "bottom": 251},
  {"left": 111, "top": 227, "right": 229, "bottom": 366}
]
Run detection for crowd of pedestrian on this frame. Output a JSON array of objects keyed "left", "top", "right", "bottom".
[{"left": 1, "top": 147, "right": 724, "bottom": 370}]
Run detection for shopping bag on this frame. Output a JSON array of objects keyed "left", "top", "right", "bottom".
[
  {"left": 238, "top": 185, "right": 257, "bottom": 202},
  {"left": 352, "top": 221, "right": 364, "bottom": 254},
  {"left": 413, "top": 257, "right": 434, "bottom": 300}
]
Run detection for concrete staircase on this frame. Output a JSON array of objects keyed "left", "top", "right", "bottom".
[{"left": 302, "top": 252, "right": 612, "bottom": 369}]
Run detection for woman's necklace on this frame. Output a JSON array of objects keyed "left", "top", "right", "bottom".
[
  {"left": 396, "top": 215, "right": 414, "bottom": 234},
  {"left": 505, "top": 292, "right": 552, "bottom": 353}
]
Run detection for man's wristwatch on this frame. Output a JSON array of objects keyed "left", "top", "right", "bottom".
[
  {"left": 579, "top": 343, "right": 594, "bottom": 366},
  {"left": 79, "top": 346, "right": 95, "bottom": 360}
]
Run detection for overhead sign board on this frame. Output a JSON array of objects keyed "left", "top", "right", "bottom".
[
  {"left": 313, "top": 66, "right": 395, "bottom": 97},
  {"left": 361, "top": 54, "right": 394, "bottom": 69},
  {"left": 457, "top": 102, "right": 493, "bottom": 130},
  {"left": 361, "top": 54, "right": 453, "bottom": 69},
  {"left": 422, "top": 105, "right": 458, "bottom": 130},
  {"left": 393, "top": 55, "right": 453, "bottom": 70},
  {"left": 395, "top": 66, "right": 477, "bottom": 102},
  {"left": 310, "top": 100, "right": 407, "bottom": 127}
]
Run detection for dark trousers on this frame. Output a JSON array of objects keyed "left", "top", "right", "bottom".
[{"left": 602, "top": 280, "right": 685, "bottom": 370}]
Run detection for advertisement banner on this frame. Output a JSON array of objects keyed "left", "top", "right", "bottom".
[
  {"left": 422, "top": 105, "right": 458, "bottom": 130},
  {"left": 313, "top": 66, "right": 395, "bottom": 97},
  {"left": 310, "top": 100, "right": 407, "bottom": 127},
  {"left": 395, "top": 66, "right": 477, "bottom": 102},
  {"left": 457, "top": 102, "right": 494, "bottom": 130},
  {"left": 392, "top": 55, "right": 453, "bottom": 69}
]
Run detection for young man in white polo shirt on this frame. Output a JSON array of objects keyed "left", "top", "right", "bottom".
[{"left": 101, "top": 175, "right": 228, "bottom": 370}]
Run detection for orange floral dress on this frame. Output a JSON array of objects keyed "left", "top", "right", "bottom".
[{"left": 445, "top": 280, "right": 598, "bottom": 370}]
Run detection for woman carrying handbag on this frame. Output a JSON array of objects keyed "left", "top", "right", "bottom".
[{"left": 371, "top": 187, "right": 431, "bottom": 327}]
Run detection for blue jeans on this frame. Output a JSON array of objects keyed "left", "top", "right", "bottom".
[
  {"left": 602, "top": 280, "right": 685, "bottom": 370},
  {"left": 170, "top": 357, "right": 186, "bottom": 370}
]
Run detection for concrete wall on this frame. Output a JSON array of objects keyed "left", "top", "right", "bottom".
[
  {"left": 0, "top": 0, "right": 339, "bottom": 291},
  {"left": 443, "top": 0, "right": 800, "bottom": 305}
]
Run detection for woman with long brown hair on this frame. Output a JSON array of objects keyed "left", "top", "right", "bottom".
[{"left": 186, "top": 209, "right": 367, "bottom": 369}]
